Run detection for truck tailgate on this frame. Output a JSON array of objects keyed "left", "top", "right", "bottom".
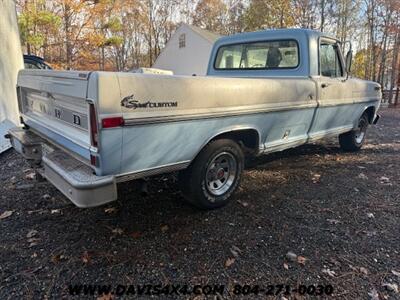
[{"left": 17, "top": 70, "right": 92, "bottom": 161}]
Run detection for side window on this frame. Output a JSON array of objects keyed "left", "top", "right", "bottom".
[
  {"left": 24, "top": 61, "right": 40, "bottom": 69},
  {"left": 214, "top": 40, "right": 299, "bottom": 70},
  {"left": 320, "top": 42, "right": 343, "bottom": 77},
  {"left": 179, "top": 34, "right": 186, "bottom": 48}
]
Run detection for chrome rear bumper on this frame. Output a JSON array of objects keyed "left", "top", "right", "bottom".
[{"left": 6, "top": 127, "right": 117, "bottom": 208}]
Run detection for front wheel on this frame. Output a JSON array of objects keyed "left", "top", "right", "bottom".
[
  {"left": 339, "top": 113, "right": 369, "bottom": 152},
  {"left": 179, "top": 139, "right": 244, "bottom": 210}
]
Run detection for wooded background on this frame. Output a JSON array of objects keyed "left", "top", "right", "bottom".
[{"left": 16, "top": 0, "right": 400, "bottom": 102}]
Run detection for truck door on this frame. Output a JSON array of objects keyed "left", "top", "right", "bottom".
[{"left": 308, "top": 38, "right": 354, "bottom": 140}]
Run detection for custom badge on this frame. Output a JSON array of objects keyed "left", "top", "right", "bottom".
[{"left": 121, "top": 94, "right": 177, "bottom": 109}]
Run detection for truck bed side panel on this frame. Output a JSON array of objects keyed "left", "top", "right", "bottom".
[{"left": 117, "top": 74, "right": 317, "bottom": 175}]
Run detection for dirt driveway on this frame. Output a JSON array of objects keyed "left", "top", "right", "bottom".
[{"left": 0, "top": 109, "right": 399, "bottom": 299}]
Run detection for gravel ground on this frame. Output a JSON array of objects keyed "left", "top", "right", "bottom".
[{"left": 0, "top": 108, "right": 399, "bottom": 300}]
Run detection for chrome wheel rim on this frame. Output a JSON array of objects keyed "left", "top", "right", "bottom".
[
  {"left": 355, "top": 118, "right": 367, "bottom": 144},
  {"left": 206, "top": 152, "right": 237, "bottom": 196}
]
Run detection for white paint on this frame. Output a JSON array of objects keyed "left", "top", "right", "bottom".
[
  {"left": 0, "top": 0, "right": 23, "bottom": 124},
  {"left": 153, "top": 24, "right": 220, "bottom": 76},
  {"left": 0, "top": 0, "right": 24, "bottom": 152}
]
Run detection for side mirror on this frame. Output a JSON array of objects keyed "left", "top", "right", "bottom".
[{"left": 345, "top": 49, "right": 353, "bottom": 74}]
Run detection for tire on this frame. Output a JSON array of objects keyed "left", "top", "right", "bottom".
[
  {"left": 179, "top": 139, "right": 244, "bottom": 210},
  {"left": 339, "top": 113, "right": 369, "bottom": 152}
]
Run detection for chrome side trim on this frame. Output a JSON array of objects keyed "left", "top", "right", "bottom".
[
  {"left": 123, "top": 102, "right": 316, "bottom": 126},
  {"left": 116, "top": 161, "right": 191, "bottom": 183},
  {"left": 317, "top": 98, "right": 379, "bottom": 108},
  {"left": 262, "top": 136, "right": 308, "bottom": 153},
  {"left": 308, "top": 125, "right": 353, "bottom": 141}
]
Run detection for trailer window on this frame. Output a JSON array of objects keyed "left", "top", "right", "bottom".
[{"left": 214, "top": 40, "right": 299, "bottom": 70}]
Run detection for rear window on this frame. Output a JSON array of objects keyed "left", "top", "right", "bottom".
[{"left": 214, "top": 40, "right": 299, "bottom": 70}]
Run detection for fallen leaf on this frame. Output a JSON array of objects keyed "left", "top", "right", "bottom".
[
  {"left": 225, "top": 257, "right": 235, "bottom": 267},
  {"left": 286, "top": 251, "right": 297, "bottom": 262},
  {"left": 97, "top": 294, "right": 113, "bottom": 300},
  {"left": 237, "top": 200, "right": 249, "bottom": 207},
  {"left": 349, "top": 264, "right": 358, "bottom": 272},
  {"left": 380, "top": 176, "right": 390, "bottom": 184},
  {"left": 82, "top": 251, "right": 91, "bottom": 264},
  {"left": 51, "top": 254, "right": 65, "bottom": 263},
  {"left": 322, "top": 269, "right": 336, "bottom": 277},
  {"left": 27, "top": 238, "right": 40, "bottom": 247},
  {"left": 360, "top": 267, "right": 369, "bottom": 275},
  {"left": 327, "top": 219, "right": 341, "bottom": 224},
  {"left": 0, "top": 210, "right": 13, "bottom": 220},
  {"left": 391, "top": 270, "right": 400, "bottom": 277},
  {"left": 230, "top": 245, "right": 242, "bottom": 258},
  {"left": 26, "top": 230, "right": 38, "bottom": 238},
  {"left": 382, "top": 283, "right": 398, "bottom": 293},
  {"left": 358, "top": 173, "right": 368, "bottom": 180},
  {"left": 367, "top": 213, "right": 375, "bottom": 219},
  {"left": 368, "top": 288, "right": 379, "bottom": 300},
  {"left": 297, "top": 256, "right": 307, "bottom": 265},
  {"left": 365, "top": 230, "right": 377, "bottom": 237},
  {"left": 130, "top": 231, "right": 142, "bottom": 238},
  {"left": 104, "top": 207, "right": 117, "bottom": 214},
  {"left": 25, "top": 172, "right": 36, "bottom": 180},
  {"left": 160, "top": 225, "right": 169, "bottom": 233},
  {"left": 283, "top": 263, "right": 289, "bottom": 270},
  {"left": 311, "top": 173, "right": 321, "bottom": 183},
  {"left": 329, "top": 257, "right": 341, "bottom": 266},
  {"left": 112, "top": 228, "right": 124, "bottom": 235}
]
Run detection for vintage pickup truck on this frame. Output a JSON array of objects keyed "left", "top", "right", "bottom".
[{"left": 7, "top": 29, "right": 381, "bottom": 210}]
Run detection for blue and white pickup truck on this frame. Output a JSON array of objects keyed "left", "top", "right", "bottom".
[{"left": 7, "top": 29, "right": 381, "bottom": 210}]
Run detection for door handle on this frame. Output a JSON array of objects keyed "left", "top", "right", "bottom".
[{"left": 321, "top": 83, "right": 331, "bottom": 88}]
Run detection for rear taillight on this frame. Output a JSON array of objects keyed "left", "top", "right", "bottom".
[
  {"left": 102, "top": 117, "right": 124, "bottom": 128},
  {"left": 90, "top": 154, "right": 97, "bottom": 167},
  {"left": 89, "top": 103, "right": 98, "bottom": 147}
]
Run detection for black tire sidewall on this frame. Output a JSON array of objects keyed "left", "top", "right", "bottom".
[
  {"left": 339, "top": 113, "right": 369, "bottom": 152},
  {"left": 190, "top": 140, "right": 244, "bottom": 209},
  {"left": 353, "top": 114, "right": 368, "bottom": 147}
]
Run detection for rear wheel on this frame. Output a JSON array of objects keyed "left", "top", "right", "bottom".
[
  {"left": 179, "top": 139, "right": 244, "bottom": 210},
  {"left": 339, "top": 113, "right": 369, "bottom": 152}
]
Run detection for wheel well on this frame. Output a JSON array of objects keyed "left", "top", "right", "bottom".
[
  {"left": 210, "top": 129, "right": 260, "bottom": 153},
  {"left": 364, "top": 106, "right": 375, "bottom": 124}
]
